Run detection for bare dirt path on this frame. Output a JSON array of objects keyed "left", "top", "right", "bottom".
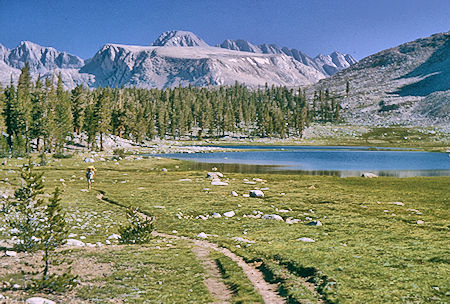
[
  {"left": 192, "top": 246, "right": 233, "bottom": 304},
  {"left": 154, "top": 231, "right": 285, "bottom": 304}
]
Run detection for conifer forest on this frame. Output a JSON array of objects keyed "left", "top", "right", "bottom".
[{"left": 0, "top": 63, "right": 341, "bottom": 154}]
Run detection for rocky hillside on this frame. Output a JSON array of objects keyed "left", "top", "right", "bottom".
[
  {"left": 309, "top": 31, "right": 450, "bottom": 128},
  {"left": 217, "top": 39, "right": 357, "bottom": 76}
]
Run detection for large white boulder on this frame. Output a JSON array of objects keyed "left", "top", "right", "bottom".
[
  {"left": 65, "top": 239, "right": 85, "bottom": 247},
  {"left": 26, "top": 297, "right": 56, "bottom": 304},
  {"left": 223, "top": 211, "right": 235, "bottom": 218},
  {"left": 249, "top": 190, "right": 264, "bottom": 198},
  {"left": 84, "top": 157, "right": 94, "bottom": 163},
  {"left": 361, "top": 172, "right": 378, "bottom": 178},
  {"left": 298, "top": 237, "right": 315, "bottom": 243},
  {"left": 5, "top": 250, "right": 17, "bottom": 257}
]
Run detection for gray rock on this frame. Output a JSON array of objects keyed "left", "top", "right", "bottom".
[
  {"left": 65, "top": 239, "right": 85, "bottom": 247},
  {"left": 212, "top": 212, "right": 222, "bottom": 218},
  {"left": 298, "top": 237, "right": 315, "bottom": 242},
  {"left": 5, "top": 250, "right": 17, "bottom": 257},
  {"left": 361, "top": 172, "right": 378, "bottom": 178},
  {"left": 26, "top": 297, "right": 56, "bottom": 304},
  {"left": 197, "top": 232, "right": 208, "bottom": 239},
  {"left": 249, "top": 190, "right": 264, "bottom": 198},
  {"left": 211, "top": 180, "right": 228, "bottom": 186},
  {"left": 84, "top": 157, "right": 94, "bottom": 163},
  {"left": 262, "top": 214, "right": 283, "bottom": 221},
  {"left": 107, "top": 234, "right": 121, "bottom": 240},
  {"left": 223, "top": 211, "right": 235, "bottom": 218},
  {"left": 161, "top": 168, "right": 168, "bottom": 172},
  {"left": 232, "top": 237, "right": 255, "bottom": 243},
  {"left": 206, "top": 172, "right": 223, "bottom": 179},
  {"left": 231, "top": 191, "right": 239, "bottom": 197}
]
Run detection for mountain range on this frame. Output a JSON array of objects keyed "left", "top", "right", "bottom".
[{"left": 0, "top": 30, "right": 354, "bottom": 89}]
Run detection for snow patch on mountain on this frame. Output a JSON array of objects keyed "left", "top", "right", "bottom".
[{"left": 217, "top": 39, "right": 357, "bottom": 76}]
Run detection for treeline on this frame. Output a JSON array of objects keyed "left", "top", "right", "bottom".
[{"left": 0, "top": 63, "right": 341, "bottom": 154}]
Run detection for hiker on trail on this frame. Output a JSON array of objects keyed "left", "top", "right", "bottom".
[{"left": 86, "top": 166, "right": 96, "bottom": 191}]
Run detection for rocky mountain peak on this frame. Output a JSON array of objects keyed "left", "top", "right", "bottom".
[
  {"left": 6, "top": 41, "right": 84, "bottom": 72},
  {"left": 151, "top": 30, "right": 209, "bottom": 47}
]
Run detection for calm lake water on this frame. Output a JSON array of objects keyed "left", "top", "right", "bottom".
[{"left": 154, "top": 146, "right": 450, "bottom": 177}]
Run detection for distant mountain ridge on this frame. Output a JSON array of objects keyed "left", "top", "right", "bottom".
[
  {"left": 217, "top": 38, "right": 357, "bottom": 76},
  {"left": 0, "top": 30, "right": 338, "bottom": 89}
]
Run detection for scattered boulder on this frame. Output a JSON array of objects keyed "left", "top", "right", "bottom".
[
  {"left": 361, "top": 172, "right": 378, "bottom": 178},
  {"left": 298, "top": 237, "right": 315, "bottom": 242},
  {"left": 206, "top": 172, "right": 224, "bottom": 179},
  {"left": 5, "top": 250, "right": 17, "bottom": 257},
  {"left": 262, "top": 214, "right": 283, "bottom": 221},
  {"left": 211, "top": 180, "right": 228, "bottom": 186},
  {"left": 212, "top": 212, "right": 222, "bottom": 218},
  {"left": 231, "top": 191, "right": 238, "bottom": 197},
  {"left": 107, "top": 234, "right": 121, "bottom": 240},
  {"left": 26, "top": 297, "right": 56, "bottom": 304},
  {"left": 232, "top": 237, "right": 255, "bottom": 243},
  {"left": 84, "top": 157, "right": 94, "bottom": 163},
  {"left": 161, "top": 168, "right": 168, "bottom": 172},
  {"left": 249, "top": 190, "right": 264, "bottom": 198},
  {"left": 390, "top": 202, "right": 405, "bottom": 206},
  {"left": 306, "top": 220, "right": 323, "bottom": 226},
  {"left": 197, "top": 232, "right": 208, "bottom": 239},
  {"left": 223, "top": 211, "right": 235, "bottom": 218},
  {"left": 65, "top": 239, "right": 85, "bottom": 247},
  {"left": 242, "top": 194, "right": 250, "bottom": 198},
  {"left": 416, "top": 220, "right": 424, "bottom": 225},
  {"left": 244, "top": 181, "right": 256, "bottom": 185},
  {"left": 286, "top": 218, "right": 301, "bottom": 224}
]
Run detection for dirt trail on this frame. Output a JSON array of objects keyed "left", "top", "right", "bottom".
[
  {"left": 154, "top": 231, "right": 285, "bottom": 304},
  {"left": 192, "top": 246, "right": 233, "bottom": 304}
]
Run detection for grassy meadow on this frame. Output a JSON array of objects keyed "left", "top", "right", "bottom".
[{"left": 0, "top": 152, "right": 448, "bottom": 303}]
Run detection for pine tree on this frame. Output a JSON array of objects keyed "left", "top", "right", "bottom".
[
  {"left": 71, "top": 84, "right": 86, "bottom": 135},
  {"left": 30, "top": 75, "right": 46, "bottom": 151},
  {"left": 4, "top": 161, "right": 45, "bottom": 252},
  {"left": 94, "top": 89, "right": 112, "bottom": 150},
  {"left": 41, "top": 187, "right": 68, "bottom": 281},
  {"left": 16, "top": 63, "right": 33, "bottom": 152},
  {"left": 54, "top": 73, "right": 73, "bottom": 152}
]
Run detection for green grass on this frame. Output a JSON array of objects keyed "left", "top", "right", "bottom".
[
  {"left": 0, "top": 154, "right": 449, "bottom": 303},
  {"left": 77, "top": 240, "right": 213, "bottom": 303}
]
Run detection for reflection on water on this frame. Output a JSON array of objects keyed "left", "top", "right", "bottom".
[
  {"left": 186, "top": 161, "right": 450, "bottom": 177},
  {"left": 149, "top": 146, "right": 450, "bottom": 178}
]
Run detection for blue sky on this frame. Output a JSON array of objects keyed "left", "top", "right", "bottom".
[{"left": 0, "top": 0, "right": 448, "bottom": 59}]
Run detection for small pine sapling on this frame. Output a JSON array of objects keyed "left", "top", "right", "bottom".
[
  {"left": 33, "top": 187, "right": 78, "bottom": 292},
  {"left": 5, "top": 160, "right": 45, "bottom": 252},
  {"left": 119, "top": 207, "right": 154, "bottom": 244}
]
